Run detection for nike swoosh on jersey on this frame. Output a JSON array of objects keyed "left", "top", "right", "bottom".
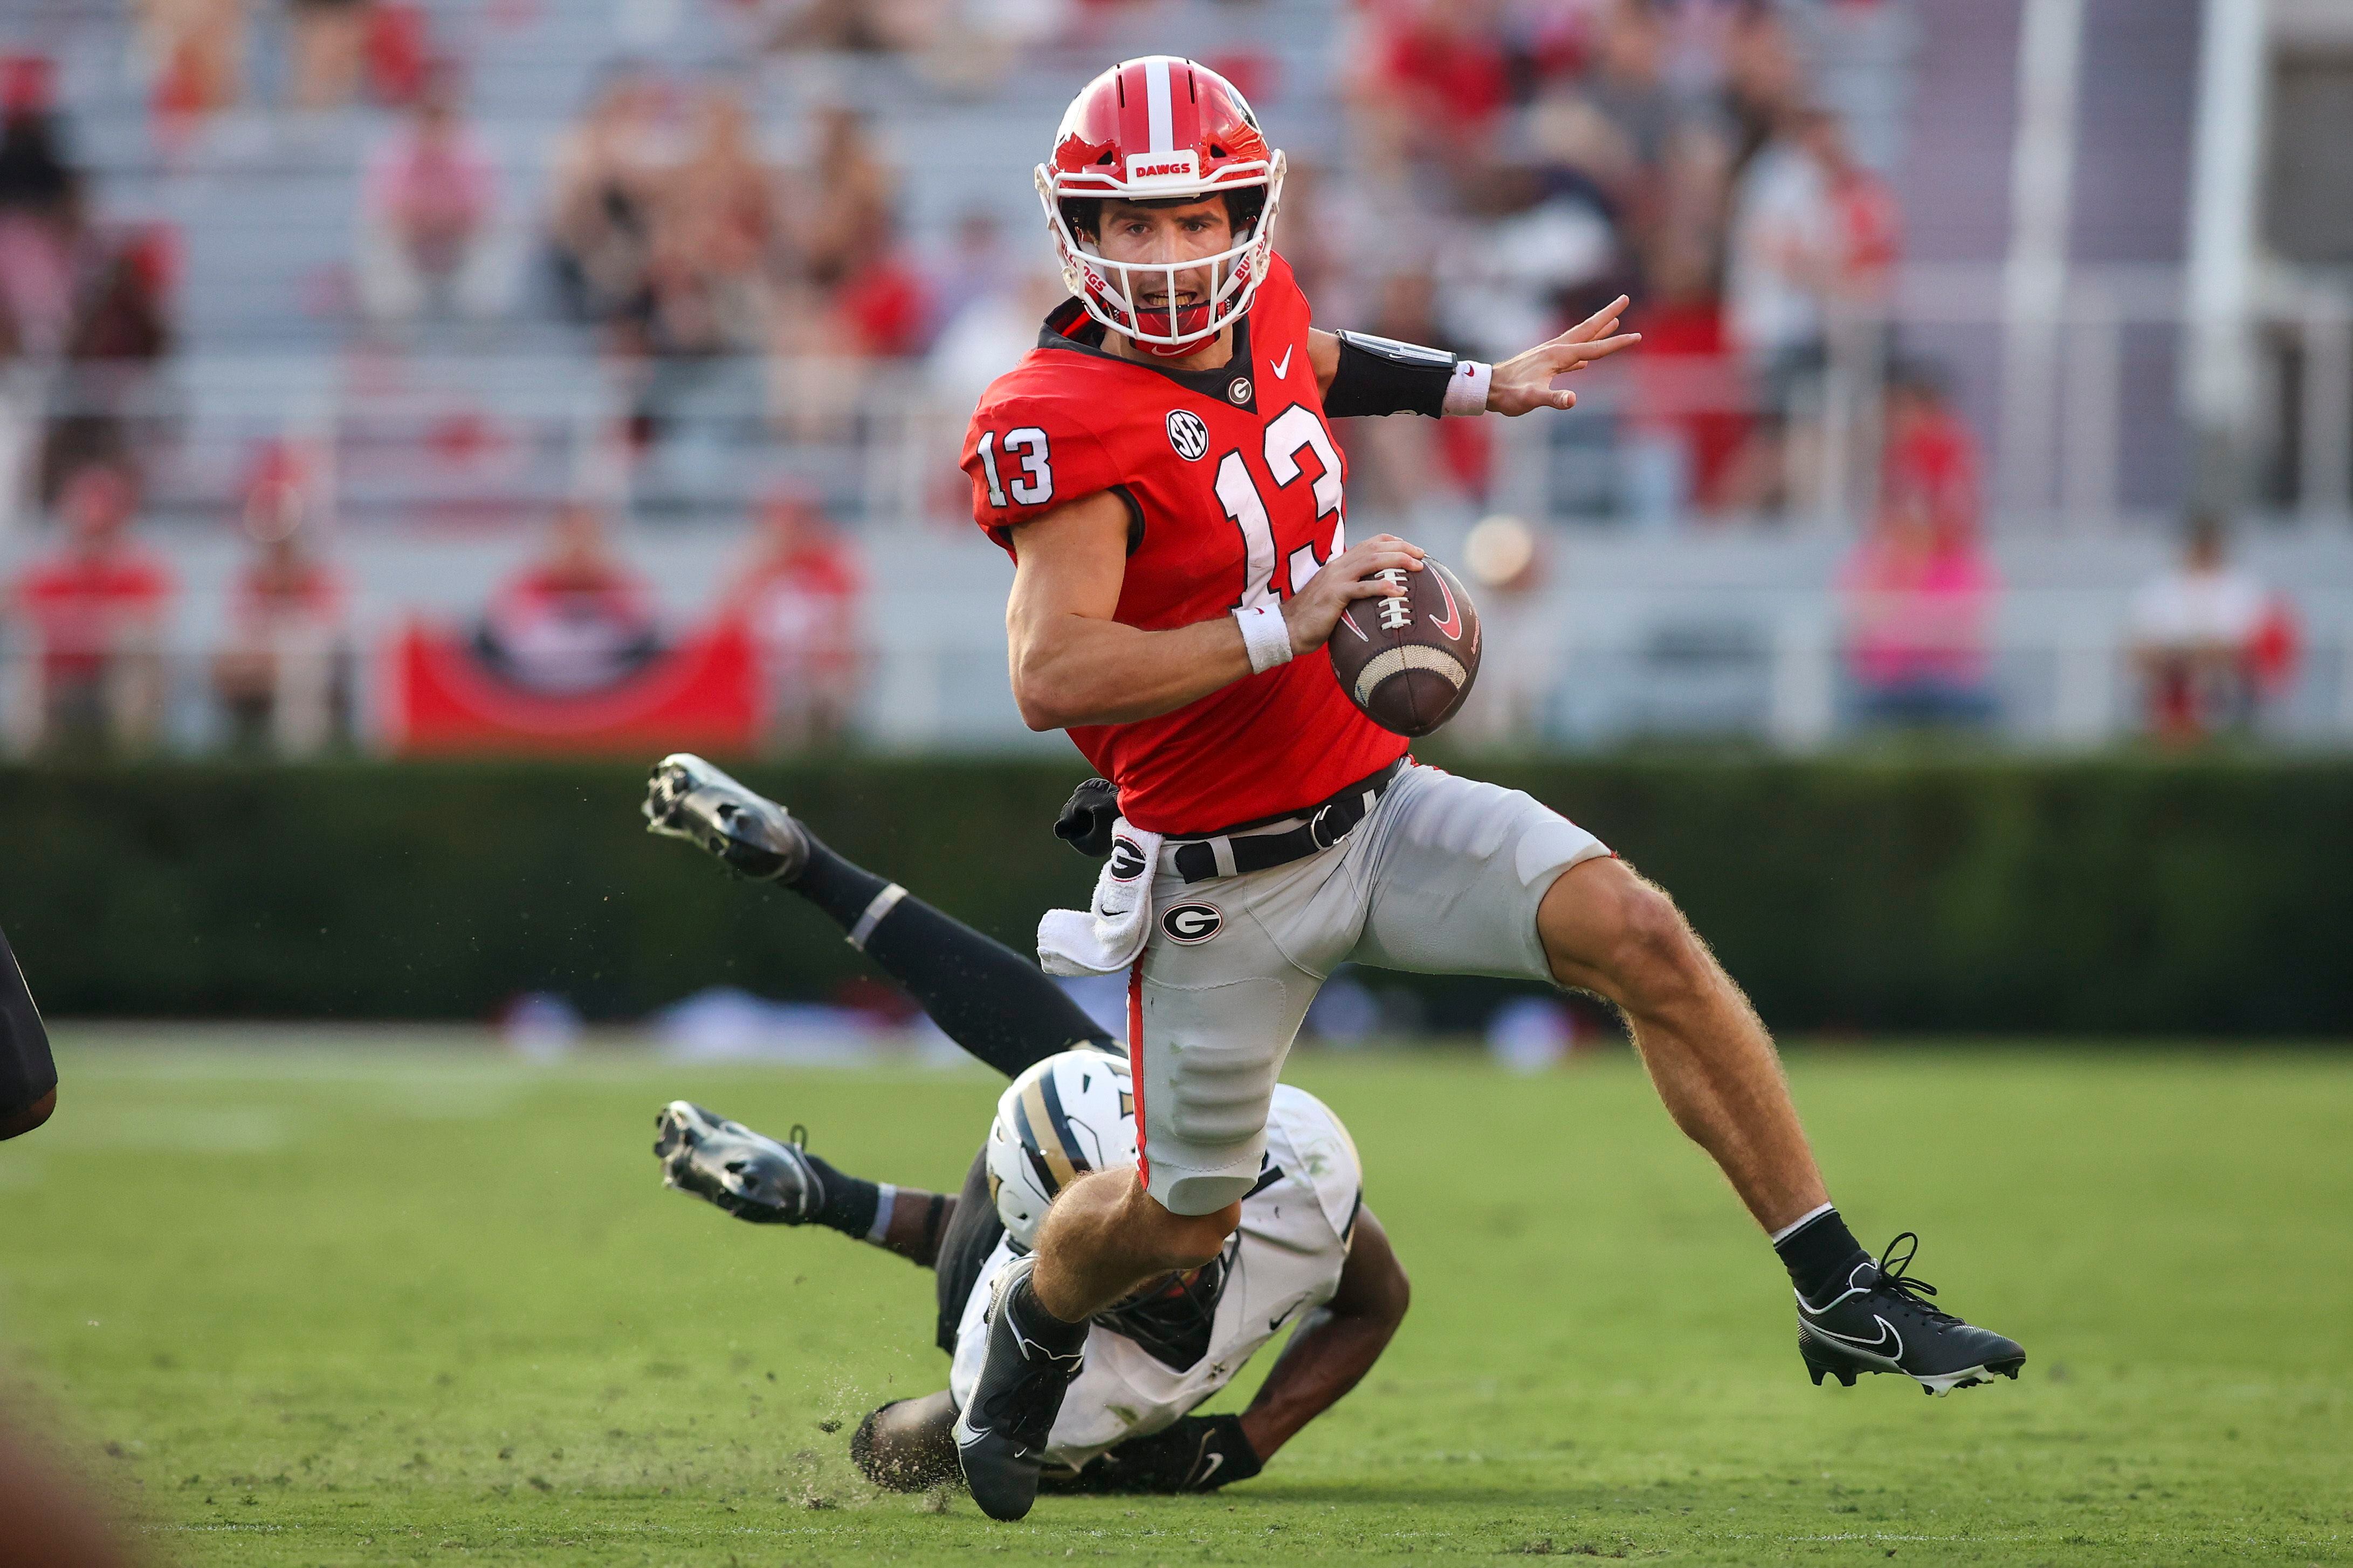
[
  {"left": 1427, "top": 572, "right": 1463, "bottom": 639},
  {"left": 1270, "top": 343, "right": 1295, "bottom": 380},
  {"left": 1804, "top": 1315, "right": 1903, "bottom": 1360}
]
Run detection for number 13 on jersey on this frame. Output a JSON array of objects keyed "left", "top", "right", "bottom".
[
  {"left": 977, "top": 427, "right": 1054, "bottom": 507},
  {"left": 1219, "top": 403, "right": 1344, "bottom": 610},
  {"left": 972, "top": 398, "right": 1345, "bottom": 612}
]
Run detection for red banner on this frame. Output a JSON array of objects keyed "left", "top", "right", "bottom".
[{"left": 380, "top": 618, "right": 763, "bottom": 756}]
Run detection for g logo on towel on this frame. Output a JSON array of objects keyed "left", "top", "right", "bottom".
[
  {"left": 1160, "top": 903, "right": 1223, "bottom": 944},
  {"left": 1110, "top": 836, "right": 1148, "bottom": 881}
]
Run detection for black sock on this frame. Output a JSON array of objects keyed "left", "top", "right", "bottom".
[
  {"left": 788, "top": 837, "right": 893, "bottom": 927},
  {"left": 1775, "top": 1207, "right": 1869, "bottom": 1302},
  {"left": 787, "top": 835, "right": 1116, "bottom": 1078},
  {"left": 1006, "top": 1272, "right": 1088, "bottom": 1351},
  {"left": 801, "top": 1150, "right": 882, "bottom": 1241}
]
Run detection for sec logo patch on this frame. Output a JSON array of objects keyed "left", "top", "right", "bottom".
[
  {"left": 1166, "top": 409, "right": 1210, "bottom": 461},
  {"left": 1160, "top": 903, "right": 1222, "bottom": 944}
]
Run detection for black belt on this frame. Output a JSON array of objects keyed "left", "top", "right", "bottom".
[{"left": 1168, "top": 761, "right": 1403, "bottom": 885}]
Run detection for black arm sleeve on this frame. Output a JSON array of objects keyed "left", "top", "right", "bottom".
[
  {"left": 1322, "top": 330, "right": 1460, "bottom": 419},
  {"left": 934, "top": 1146, "right": 1003, "bottom": 1353}
]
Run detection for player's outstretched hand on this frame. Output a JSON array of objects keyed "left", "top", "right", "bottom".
[
  {"left": 1282, "top": 534, "right": 1426, "bottom": 655},
  {"left": 1486, "top": 294, "right": 1641, "bottom": 416}
]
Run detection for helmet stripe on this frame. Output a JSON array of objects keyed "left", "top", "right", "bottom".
[
  {"left": 1020, "top": 1077, "right": 1081, "bottom": 1192},
  {"left": 1010, "top": 1092, "right": 1061, "bottom": 1194},
  {"left": 1144, "top": 56, "right": 1173, "bottom": 155},
  {"left": 1037, "top": 1067, "right": 1089, "bottom": 1180}
]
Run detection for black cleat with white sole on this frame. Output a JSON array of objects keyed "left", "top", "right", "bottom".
[
  {"left": 1798, "top": 1232, "right": 2024, "bottom": 1396},
  {"left": 652, "top": 1100, "right": 826, "bottom": 1224},
  {"left": 643, "top": 752, "right": 809, "bottom": 882},
  {"left": 954, "top": 1258, "right": 1085, "bottom": 1522}
]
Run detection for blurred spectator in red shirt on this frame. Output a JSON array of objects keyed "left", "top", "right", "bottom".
[
  {"left": 830, "top": 225, "right": 930, "bottom": 358},
  {"left": 728, "top": 484, "right": 863, "bottom": 746},
  {"left": 2129, "top": 513, "right": 2300, "bottom": 743},
  {"left": 1354, "top": 0, "right": 1513, "bottom": 173},
  {"left": 354, "top": 63, "right": 514, "bottom": 326},
  {"left": 35, "top": 225, "right": 177, "bottom": 514},
  {"left": 211, "top": 450, "right": 348, "bottom": 752},
  {"left": 9, "top": 463, "right": 175, "bottom": 753},
  {"left": 62, "top": 225, "right": 174, "bottom": 363},
  {"left": 1628, "top": 231, "right": 1751, "bottom": 515},
  {"left": 770, "top": 108, "right": 930, "bottom": 434},
  {"left": 1838, "top": 493, "right": 1999, "bottom": 730},
  {"left": 478, "top": 502, "right": 661, "bottom": 693},
  {"left": 1879, "top": 361, "right": 1977, "bottom": 545},
  {"left": 363, "top": 3, "right": 435, "bottom": 108}
]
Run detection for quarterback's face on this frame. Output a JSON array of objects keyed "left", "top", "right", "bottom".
[{"left": 1090, "top": 197, "right": 1234, "bottom": 312}]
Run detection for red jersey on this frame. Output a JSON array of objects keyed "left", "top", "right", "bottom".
[
  {"left": 13, "top": 546, "right": 175, "bottom": 680},
  {"left": 962, "top": 254, "right": 1406, "bottom": 834}
]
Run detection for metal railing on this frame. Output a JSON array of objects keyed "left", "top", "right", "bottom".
[{"left": 5, "top": 593, "right": 2347, "bottom": 759}]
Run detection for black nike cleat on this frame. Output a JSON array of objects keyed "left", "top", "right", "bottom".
[
  {"left": 1798, "top": 1232, "right": 2025, "bottom": 1396},
  {"left": 953, "top": 1259, "right": 1085, "bottom": 1522},
  {"left": 643, "top": 752, "right": 809, "bottom": 882},
  {"left": 652, "top": 1101, "right": 825, "bottom": 1224}
]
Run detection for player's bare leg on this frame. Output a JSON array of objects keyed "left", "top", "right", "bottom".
[
  {"left": 1537, "top": 856, "right": 2022, "bottom": 1393},
  {"left": 1026, "top": 1169, "right": 1237, "bottom": 1323},
  {"left": 1537, "top": 857, "right": 1824, "bottom": 1231}
]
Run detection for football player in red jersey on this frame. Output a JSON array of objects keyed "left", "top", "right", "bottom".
[{"left": 953, "top": 56, "right": 2022, "bottom": 1521}]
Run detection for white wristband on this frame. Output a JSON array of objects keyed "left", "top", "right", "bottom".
[
  {"left": 1234, "top": 602, "right": 1294, "bottom": 674},
  {"left": 1443, "top": 359, "right": 1493, "bottom": 416}
]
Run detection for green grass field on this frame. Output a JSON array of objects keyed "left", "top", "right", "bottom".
[{"left": 2, "top": 1034, "right": 2348, "bottom": 1566}]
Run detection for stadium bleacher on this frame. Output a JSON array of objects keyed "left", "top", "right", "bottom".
[{"left": 1, "top": 0, "right": 2348, "bottom": 755}]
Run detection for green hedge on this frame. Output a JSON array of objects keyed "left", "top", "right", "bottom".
[{"left": 1, "top": 756, "right": 2346, "bottom": 1034}]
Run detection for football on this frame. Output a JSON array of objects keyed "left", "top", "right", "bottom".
[{"left": 1325, "top": 556, "right": 1482, "bottom": 737}]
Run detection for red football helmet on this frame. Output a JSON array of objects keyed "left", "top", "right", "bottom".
[{"left": 1035, "top": 56, "right": 1286, "bottom": 355}]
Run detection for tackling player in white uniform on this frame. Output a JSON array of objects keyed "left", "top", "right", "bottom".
[
  {"left": 644, "top": 756, "right": 1408, "bottom": 1494},
  {"left": 950, "top": 1058, "right": 1365, "bottom": 1474}
]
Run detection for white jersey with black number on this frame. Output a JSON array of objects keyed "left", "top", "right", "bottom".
[{"left": 948, "top": 1082, "right": 1363, "bottom": 1470}]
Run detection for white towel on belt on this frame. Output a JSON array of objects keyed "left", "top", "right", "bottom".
[{"left": 1037, "top": 820, "right": 1163, "bottom": 977}]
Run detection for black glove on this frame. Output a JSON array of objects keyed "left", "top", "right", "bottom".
[
  {"left": 1053, "top": 777, "right": 1120, "bottom": 858},
  {"left": 1038, "top": 1413, "right": 1262, "bottom": 1495}
]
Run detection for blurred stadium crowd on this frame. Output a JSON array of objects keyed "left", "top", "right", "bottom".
[{"left": 0, "top": 0, "right": 2343, "bottom": 755}]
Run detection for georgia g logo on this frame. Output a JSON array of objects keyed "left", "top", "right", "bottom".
[
  {"left": 1166, "top": 409, "right": 1210, "bottom": 461},
  {"left": 1160, "top": 903, "right": 1223, "bottom": 944},
  {"left": 1109, "top": 835, "right": 1148, "bottom": 881}
]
